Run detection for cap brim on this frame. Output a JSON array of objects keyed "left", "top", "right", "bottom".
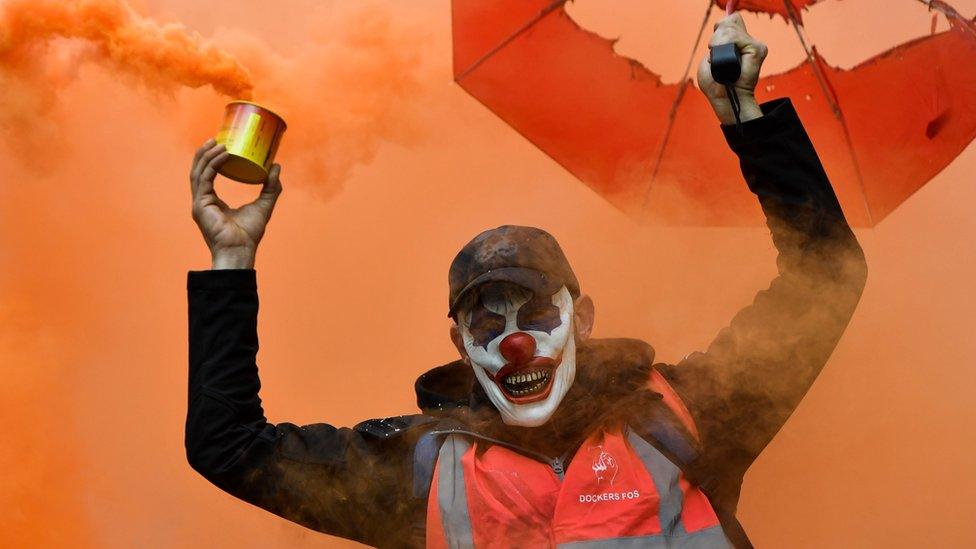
[{"left": 448, "top": 267, "right": 562, "bottom": 318}]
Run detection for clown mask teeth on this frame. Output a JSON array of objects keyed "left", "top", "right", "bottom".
[{"left": 502, "top": 368, "right": 551, "bottom": 396}]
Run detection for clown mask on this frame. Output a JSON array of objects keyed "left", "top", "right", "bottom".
[{"left": 457, "top": 283, "right": 577, "bottom": 427}]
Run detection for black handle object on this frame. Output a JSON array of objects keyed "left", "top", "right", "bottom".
[
  {"left": 710, "top": 43, "right": 741, "bottom": 85},
  {"left": 710, "top": 43, "right": 745, "bottom": 134}
]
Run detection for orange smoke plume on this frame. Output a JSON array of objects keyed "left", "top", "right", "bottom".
[
  {"left": 0, "top": 0, "right": 253, "bottom": 163},
  {"left": 0, "top": 0, "right": 429, "bottom": 197},
  {"left": 0, "top": 0, "right": 253, "bottom": 97}
]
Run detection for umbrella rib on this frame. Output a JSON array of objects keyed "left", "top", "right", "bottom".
[
  {"left": 641, "top": 0, "right": 715, "bottom": 210},
  {"left": 784, "top": 2, "right": 841, "bottom": 117},
  {"left": 455, "top": 0, "right": 569, "bottom": 82},
  {"left": 784, "top": 0, "right": 875, "bottom": 226}
]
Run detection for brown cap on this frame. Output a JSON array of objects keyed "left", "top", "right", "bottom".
[{"left": 447, "top": 225, "right": 580, "bottom": 318}]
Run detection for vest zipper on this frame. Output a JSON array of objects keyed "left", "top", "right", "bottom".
[{"left": 550, "top": 457, "right": 564, "bottom": 478}]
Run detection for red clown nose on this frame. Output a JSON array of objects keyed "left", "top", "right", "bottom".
[{"left": 499, "top": 332, "right": 536, "bottom": 365}]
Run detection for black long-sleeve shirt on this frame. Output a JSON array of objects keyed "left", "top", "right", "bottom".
[{"left": 186, "top": 98, "right": 867, "bottom": 548}]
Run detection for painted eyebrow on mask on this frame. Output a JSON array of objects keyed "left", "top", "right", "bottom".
[
  {"left": 468, "top": 303, "right": 506, "bottom": 349},
  {"left": 516, "top": 295, "right": 561, "bottom": 334}
]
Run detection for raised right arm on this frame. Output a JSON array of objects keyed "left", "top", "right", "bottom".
[{"left": 185, "top": 141, "right": 427, "bottom": 547}]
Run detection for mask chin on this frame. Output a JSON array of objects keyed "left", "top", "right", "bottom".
[{"left": 472, "top": 332, "right": 577, "bottom": 427}]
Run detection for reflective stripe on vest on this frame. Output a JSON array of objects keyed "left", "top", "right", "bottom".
[
  {"left": 431, "top": 435, "right": 476, "bottom": 548},
  {"left": 426, "top": 429, "right": 732, "bottom": 548}
]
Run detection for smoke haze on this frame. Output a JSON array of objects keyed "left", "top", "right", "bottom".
[
  {"left": 0, "top": 0, "right": 253, "bottom": 160},
  {"left": 1, "top": 0, "right": 975, "bottom": 547}
]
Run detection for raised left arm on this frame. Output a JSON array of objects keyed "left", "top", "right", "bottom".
[{"left": 655, "top": 13, "right": 868, "bottom": 478}]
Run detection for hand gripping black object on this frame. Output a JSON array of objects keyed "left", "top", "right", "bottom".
[{"left": 710, "top": 43, "right": 745, "bottom": 135}]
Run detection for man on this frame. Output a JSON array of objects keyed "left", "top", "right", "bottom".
[{"left": 186, "top": 14, "right": 866, "bottom": 548}]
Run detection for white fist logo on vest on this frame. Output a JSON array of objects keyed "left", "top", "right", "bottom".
[{"left": 589, "top": 445, "right": 618, "bottom": 486}]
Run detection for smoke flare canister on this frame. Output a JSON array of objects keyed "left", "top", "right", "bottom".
[{"left": 215, "top": 101, "right": 286, "bottom": 183}]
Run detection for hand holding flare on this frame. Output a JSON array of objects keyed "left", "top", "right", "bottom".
[{"left": 189, "top": 138, "right": 284, "bottom": 270}]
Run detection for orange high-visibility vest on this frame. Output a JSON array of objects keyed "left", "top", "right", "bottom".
[{"left": 425, "top": 370, "right": 733, "bottom": 548}]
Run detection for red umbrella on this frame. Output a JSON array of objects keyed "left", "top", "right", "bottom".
[{"left": 452, "top": 0, "right": 976, "bottom": 226}]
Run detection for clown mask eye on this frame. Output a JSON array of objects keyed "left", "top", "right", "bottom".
[
  {"left": 468, "top": 305, "right": 506, "bottom": 349},
  {"left": 517, "top": 296, "right": 561, "bottom": 334}
]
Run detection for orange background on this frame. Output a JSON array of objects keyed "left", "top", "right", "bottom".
[{"left": 2, "top": 0, "right": 975, "bottom": 547}]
